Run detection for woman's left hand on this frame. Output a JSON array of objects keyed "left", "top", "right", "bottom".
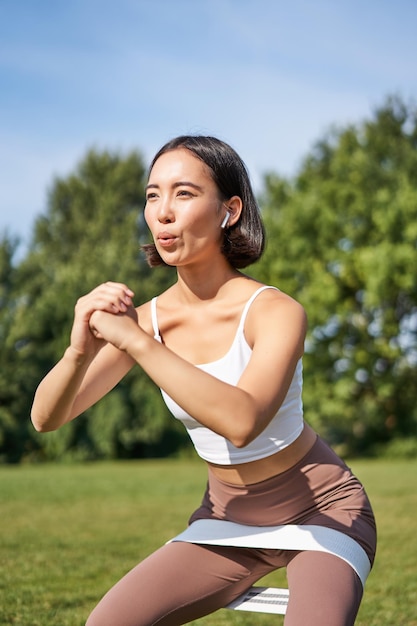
[{"left": 89, "top": 306, "right": 140, "bottom": 352}]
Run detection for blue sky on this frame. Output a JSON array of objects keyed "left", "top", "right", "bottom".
[{"left": 1, "top": 0, "right": 417, "bottom": 254}]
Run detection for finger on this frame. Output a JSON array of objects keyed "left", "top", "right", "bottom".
[
  {"left": 103, "top": 282, "right": 135, "bottom": 304},
  {"left": 90, "top": 325, "right": 101, "bottom": 339},
  {"left": 99, "top": 285, "right": 134, "bottom": 311},
  {"left": 77, "top": 284, "right": 134, "bottom": 316},
  {"left": 88, "top": 311, "right": 107, "bottom": 337}
]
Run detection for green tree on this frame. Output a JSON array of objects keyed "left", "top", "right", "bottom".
[
  {"left": 0, "top": 233, "right": 32, "bottom": 462},
  {"left": 253, "top": 96, "right": 417, "bottom": 455},
  {"left": 6, "top": 149, "right": 181, "bottom": 461}
]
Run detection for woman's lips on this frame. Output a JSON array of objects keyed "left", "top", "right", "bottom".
[{"left": 157, "top": 232, "right": 177, "bottom": 248}]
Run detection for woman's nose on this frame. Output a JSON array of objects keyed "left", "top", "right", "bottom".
[{"left": 157, "top": 197, "right": 174, "bottom": 223}]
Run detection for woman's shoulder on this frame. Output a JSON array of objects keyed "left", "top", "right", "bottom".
[
  {"left": 244, "top": 283, "right": 307, "bottom": 344},
  {"left": 245, "top": 281, "right": 305, "bottom": 311}
]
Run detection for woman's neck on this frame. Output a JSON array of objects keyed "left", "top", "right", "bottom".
[{"left": 174, "top": 261, "right": 243, "bottom": 303}]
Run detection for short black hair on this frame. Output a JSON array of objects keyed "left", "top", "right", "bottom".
[{"left": 142, "top": 135, "right": 265, "bottom": 269}]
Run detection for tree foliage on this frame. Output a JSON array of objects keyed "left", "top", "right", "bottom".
[
  {"left": 1, "top": 96, "right": 416, "bottom": 462},
  {"left": 252, "top": 95, "right": 417, "bottom": 454},
  {"left": 0, "top": 234, "right": 29, "bottom": 462},
  {"left": 1, "top": 150, "right": 180, "bottom": 462}
]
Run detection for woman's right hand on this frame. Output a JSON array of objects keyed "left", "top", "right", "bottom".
[
  {"left": 31, "top": 282, "right": 135, "bottom": 432},
  {"left": 69, "top": 282, "right": 135, "bottom": 359}
]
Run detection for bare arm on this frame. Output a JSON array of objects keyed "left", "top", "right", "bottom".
[
  {"left": 31, "top": 282, "right": 136, "bottom": 432},
  {"left": 89, "top": 289, "right": 307, "bottom": 447}
]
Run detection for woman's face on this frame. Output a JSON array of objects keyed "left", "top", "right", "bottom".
[{"left": 144, "top": 148, "right": 227, "bottom": 267}]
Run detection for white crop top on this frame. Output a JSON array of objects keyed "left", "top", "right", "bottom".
[{"left": 151, "top": 285, "right": 304, "bottom": 465}]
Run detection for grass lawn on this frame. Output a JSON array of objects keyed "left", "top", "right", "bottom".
[{"left": 1, "top": 457, "right": 416, "bottom": 625}]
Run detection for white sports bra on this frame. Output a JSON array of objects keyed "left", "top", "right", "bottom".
[{"left": 151, "top": 286, "right": 304, "bottom": 465}]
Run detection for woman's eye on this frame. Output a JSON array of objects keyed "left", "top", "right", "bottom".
[
  {"left": 177, "top": 189, "right": 193, "bottom": 197},
  {"left": 146, "top": 193, "right": 158, "bottom": 201}
]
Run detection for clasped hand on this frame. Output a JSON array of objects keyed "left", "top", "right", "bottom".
[
  {"left": 89, "top": 306, "right": 138, "bottom": 352},
  {"left": 70, "top": 282, "right": 139, "bottom": 356}
]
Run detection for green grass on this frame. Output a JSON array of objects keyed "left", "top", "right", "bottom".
[{"left": 1, "top": 458, "right": 416, "bottom": 625}]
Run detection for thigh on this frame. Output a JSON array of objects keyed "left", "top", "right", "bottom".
[
  {"left": 285, "top": 551, "right": 363, "bottom": 626},
  {"left": 86, "top": 541, "right": 277, "bottom": 626}
]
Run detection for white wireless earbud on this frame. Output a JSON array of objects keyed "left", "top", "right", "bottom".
[{"left": 220, "top": 210, "right": 231, "bottom": 229}]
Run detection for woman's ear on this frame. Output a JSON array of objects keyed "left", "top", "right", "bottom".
[{"left": 223, "top": 196, "right": 243, "bottom": 227}]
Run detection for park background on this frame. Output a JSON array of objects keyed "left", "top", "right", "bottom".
[{"left": 1, "top": 1, "right": 416, "bottom": 624}]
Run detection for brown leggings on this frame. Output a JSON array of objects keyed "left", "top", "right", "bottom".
[
  {"left": 86, "top": 437, "right": 375, "bottom": 625},
  {"left": 86, "top": 541, "right": 363, "bottom": 625}
]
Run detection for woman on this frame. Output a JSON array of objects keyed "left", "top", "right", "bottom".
[{"left": 31, "top": 136, "right": 376, "bottom": 625}]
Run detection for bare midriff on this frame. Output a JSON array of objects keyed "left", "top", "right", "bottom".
[{"left": 207, "top": 422, "right": 317, "bottom": 485}]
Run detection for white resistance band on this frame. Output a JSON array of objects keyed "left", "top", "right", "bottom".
[{"left": 170, "top": 519, "right": 371, "bottom": 588}]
